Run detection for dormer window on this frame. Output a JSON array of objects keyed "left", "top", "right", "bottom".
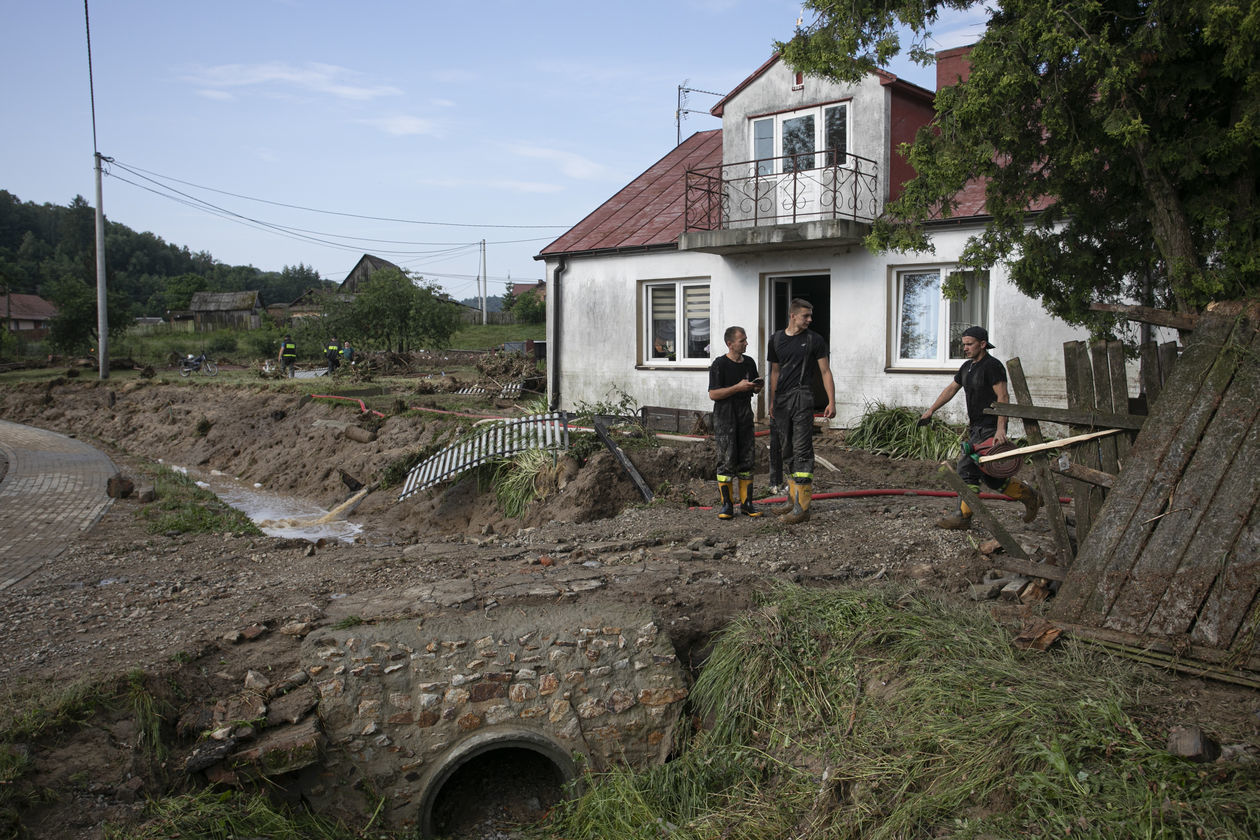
[
  {"left": 751, "top": 102, "right": 849, "bottom": 176},
  {"left": 792, "top": 71, "right": 805, "bottom": 91}
]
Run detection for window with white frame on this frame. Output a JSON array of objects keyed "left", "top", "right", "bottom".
[
  {"left": 752, "top": 102, "right": 849, "bottom": 175},
  {"left": 892, "top": 267, "right": 990, "bottom": 367},
  {"left": 644, "top": 280, "right": 710, "bottom": 364}
]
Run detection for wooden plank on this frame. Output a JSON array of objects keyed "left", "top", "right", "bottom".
[
  {"left": 1089, "top": 302, "right": 1200, "bottom": 330},
  {"left": 1140, "top": 341, "right": 1163, "bottom": 406},
  {"left": 937, "top": 464, "right": 1028, "bottom": 560},
  {"left": 1106, "top": 341, "right": 1132, "bottom": 465},
  {"left": 1007, "top": 358, "right": 1075, "bottom": 565},
  {"left": 1158, "top": 341, "right": 1180, "bottom": 387},
  {"left": 1093, "top": 320, "right": 1253, "bottom": 628},
  {"left": 1064, "top": 341, "right": 1102, "bottom": 539},
  {"left": 985, "top": 402, "right": 1146, "bottom": 430},
  {"left": 978, "top": 428, "right": 1125, "bottom": 463},
  {"left": 1142, "top": 329, "right": 1260, "bottom": 638},
  {"left": 1189, "top": 480, "right": 1260, "bottom": 649},
  {"left": 1052, "top": 461, "right": 1116, "bottom": 489},
  {"left": 1091, "top": 341, "right": 1122, "bottom": 480},
  {"left": 1051, "top": 315, "right": 1241, "bottom": 622}
]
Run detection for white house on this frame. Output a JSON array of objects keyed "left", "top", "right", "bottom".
[{"left": 535, "top": 48, "right": 1088, "bottom": 428}]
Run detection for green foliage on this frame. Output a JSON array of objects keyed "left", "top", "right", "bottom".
[
  {"left": 319, "top": 268, "right": 461, "bottom": 352},
  {"left": 549, "top": 585, "right": 1260, "bottom": 839},
  {"left": 492, "top": 448, "right": 561, "bottom": 518},
  {"left": 45, "top": 275, "right": 134, "bottom": 355},
  {"left": 780, "top": 0, "right": 1260, "bottom": 325},
  {"left": 0, "top": 681, "right": 106, "bottom": 742},
  {"left": 846, "top": 401, "right": 961, "bottom": 460},
  {"left": 513, "top": 289, "right": 546, "bottom": 324},
  {"left": 126, "top": 671, "right": 169, "bottom": 761}
]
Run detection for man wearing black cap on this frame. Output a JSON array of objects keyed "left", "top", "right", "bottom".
[{"left": 919, "top": 326, "right": 1040, "bottom": 529}]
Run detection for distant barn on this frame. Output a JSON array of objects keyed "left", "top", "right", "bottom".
[{"left": 188, "top": 291, "right": 264, "bottom": 331}]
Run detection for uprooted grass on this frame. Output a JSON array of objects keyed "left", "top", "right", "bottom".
[
  {"left": 493, "top": 448, "right": 565, "bottom": 518},
  {"left": 541, "top": 585, "right": 1260, "bottom": 840},
  {"left": 105, "top": 788, "right": 362, "bottom": 840}
]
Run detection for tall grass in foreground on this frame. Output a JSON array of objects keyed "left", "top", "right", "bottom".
[
  {"left": 847, "top": 401, "right": 961, "bottom": 461},
  {"left": 139, "top": 464, "right": 261, "bottom": 536},
  {"left": 107, "top": 789, "right": 360, "bottom": 840},
  {"left": 542, "top": 586, "right": 1260, "bottom": 840}
]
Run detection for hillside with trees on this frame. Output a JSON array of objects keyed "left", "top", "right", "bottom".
[{"left": 0, "top": 189, "right": 333, "bottom": 318}]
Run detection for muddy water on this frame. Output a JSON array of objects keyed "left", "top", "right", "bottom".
[{"left": 161, "top": 462, "right": 365, "bottom": 542}]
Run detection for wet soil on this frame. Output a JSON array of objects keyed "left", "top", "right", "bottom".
[{"left": 0, "top": 377, "right": 1256, "bottom": 839}]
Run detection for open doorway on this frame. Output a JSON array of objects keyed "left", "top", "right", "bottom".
[{"left": 767, "top": 273, "right": 831, "bottom": 409}]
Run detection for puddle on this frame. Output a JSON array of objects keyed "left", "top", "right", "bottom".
[{"left": 161, "top": 461, "right": 364, "bottom": 543}]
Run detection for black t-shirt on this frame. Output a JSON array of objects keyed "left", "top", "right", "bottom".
[
  {"left": 954, "top": 353, "right": 1007, "bottom": 426},
  {"left": 767, "top": 329, "right": 826, "bottom": 402},
  {"left": 709, "top": 355, "right": 759, "bottom": 410}
]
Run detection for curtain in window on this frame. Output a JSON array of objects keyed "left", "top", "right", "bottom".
[
  {"left": 650, "top": 286, "right": 676, "bottom": 359},
  {"left": 898, "top": 271, "right": 940, "bottom": 360},
  {"left": 683, "top": 285, "right": 710, "bottom": 358}
]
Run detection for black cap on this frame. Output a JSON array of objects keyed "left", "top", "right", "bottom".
[{"left": 961, "top": 326, "right": 994, "bottom": 348}]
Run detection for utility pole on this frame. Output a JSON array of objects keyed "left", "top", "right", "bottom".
[
  {"left": 480, "top": 239, "right": 488, "bottom": 325},
  {"left": 85, "top": 0, "right": 109, "bottom": 379}
]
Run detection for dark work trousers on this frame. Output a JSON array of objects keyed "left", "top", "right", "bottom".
[
  {"left": 767, "top": 414, "right": 783, "bottom": 486},
  {"left": 956, "top": 424, "right": 1006, "bottom": 491},
  {"left": 714, "top": 401, "right": 756, "bottom": 477},
  {"left": 774, "top": 390, "right": 816, "bottom": 478}
]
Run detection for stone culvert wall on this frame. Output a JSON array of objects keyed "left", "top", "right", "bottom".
[{"left": 300, "top": 603, "right": 689, "bottom": 831}]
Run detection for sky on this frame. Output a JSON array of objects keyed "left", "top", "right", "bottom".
[{"left": 0, "top": 1, "right": 987, "bottom": 304}]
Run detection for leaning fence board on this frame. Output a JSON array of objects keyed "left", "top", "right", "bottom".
[
  {"left": 1134, "top": 325, "right": 1260, "bottom": 637},
  {"left": 398, "top": 412, "right": 570, "bottom": 500},
  {"left": 1053, "top": 311, "right": 1245, "bottom": 622},
  {"left": 1189, "top": 514, "right": 1259, "bottom": 651},
  {"left": 1139, "top": 341, "right": 1163, "bottom": 406},
  {"left": 986, "top": 402, "right": 1146, "bottom": 430},
  {"left": 937, "top": 465, "right": 1028, "bottom": 560},
  {"left": 1007, "top": 358, "right": 1074, "bottom": 565},
  {"left": 1090, "top": 341, "right": 1123, "bottom": 479},
  {"left": 1105, "top": 341, "right": 1132, "bottom": 465},
  {"left": 1063, "top": 341, "right": 1102, "bottom": 542}
]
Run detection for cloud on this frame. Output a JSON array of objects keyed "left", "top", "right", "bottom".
[
  {"left": 182, "top": 61, "right": 402, "bottom": 101},
  {"left": 508, "top": 145, "right": 611, "bottom": 181},
  {"left": 361, "top": 115, "right": 440, "bottom": 136},
  {"left": 196, "top": 89, "right": 235, "bottom": 102}
]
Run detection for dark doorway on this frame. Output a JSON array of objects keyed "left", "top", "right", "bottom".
[{"left": 768, "top": 273, "right": 832, "bottom": 409}]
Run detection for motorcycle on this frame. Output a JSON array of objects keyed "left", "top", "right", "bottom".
[{"left": 179, "top": 352, "right": 218, "bottom": 377}]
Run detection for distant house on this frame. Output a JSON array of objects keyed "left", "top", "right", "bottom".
[
  {"left": 188, "top": 291, "right": 264, "bottom": 331},
  {"left": 339, "top": 254, "right": 403, "bottom": 293},
  {"left": 510, "top": 280, "right": 546, "bottom": 302},
  {"left": 1, "top": 293, "right": 58, "bottom": 339}
]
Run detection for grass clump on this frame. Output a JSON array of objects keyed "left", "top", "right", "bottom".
[
  {"left": 138, "top": 465, "right": 261, "bottom": 536},
  {"left": 493, "top": 448, "right": 563, "bottom": 518},
  {"left": 544, "top": 585, "right": 1260, "bottom": 839},
  {"left": 846, "top": 401, "right": 961, "bottom": 461},
  {"left": 107, "top": 788, "right": 360, "bottom": 840}
]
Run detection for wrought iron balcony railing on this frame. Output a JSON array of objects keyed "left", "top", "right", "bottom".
[{"left": 684, "top": 151, "right": 879, "bottom": 232}]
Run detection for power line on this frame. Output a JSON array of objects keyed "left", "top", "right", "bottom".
[{"left": 109, "top": 158, "right": 570, "bottom": 230}]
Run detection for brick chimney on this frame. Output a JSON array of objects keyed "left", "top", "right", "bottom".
[{"left": 936, "top": 45, "right": 974, "bottom": 90}]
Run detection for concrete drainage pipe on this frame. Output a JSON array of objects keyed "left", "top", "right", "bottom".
[{"left": 416, "top": 727, "right": 580, "bottom": 838}]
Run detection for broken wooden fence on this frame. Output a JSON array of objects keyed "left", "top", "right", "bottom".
[{"left": 398, "top": 412, "right": 570, "bottom": 500}]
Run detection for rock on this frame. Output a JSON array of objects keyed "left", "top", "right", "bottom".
[
  {"left": 342, "top": 425, "right": 377, "bottom": 443},
  {"left": 106, "top": 474, "right": 134, "bottom": 499},
  {"left": 1168, "top": 725, "right": 1221, "bottom": 762},
  {"left": 977, "top": 538, "right": 1002, "bottom": 556},
  {"left": 135, "top": 485, "right": 156, "bottom": 503},
  {"left": 968, "top": 581, "right": 1002, "bottom": 601},
  {"left": 243, "top": 670, "right": 270, "bottom": 691},
  {"left": 184, "top": 736, "right": 237, "bottom": 774},
  {"left": 266, "top": 684, "right": 319, "bottom": 726}
]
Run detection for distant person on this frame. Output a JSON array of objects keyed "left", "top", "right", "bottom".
[
  {"left": 707, "top": 326, "right": 763, "bottom": 519},
  {"left": 341, "top": 340, "right": 355, "bottom": 366},
  {"left": 920, "top": 326, "right": 1040, "bottom": 529},
  {"left": 767, "top": 298, "right": 835, "bottom": 525},
  {"left": 279, "top": 334, "right": 297, "bottom": 378},
  {"left": 326, "top": 337, "right": 340, "bottom": 375}
]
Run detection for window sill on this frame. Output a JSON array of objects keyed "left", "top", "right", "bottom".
[
  {"left": 884, "top": 365, "right": 959, "bottom": 374},
  {"left": 637, "top": 363, "right": 710, "bottom": 372}
]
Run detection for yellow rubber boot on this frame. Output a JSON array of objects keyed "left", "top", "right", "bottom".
[
  {"left": 738, "top": 476, "right": 762, "bottom": 517},
  {"left": 772, "top": 479, "right": 797, "bottom": 516},
  {"left": 935, "top": 499, "right": 973, "bottom": 530},
  {"left": 1003, "top": 480, "right": 1042, "bottom": 522},
  {"left": 780, "top": 480, "right": 812, "bottom": 525},
  {"left": 716, "top": 478, "right": 735, "bottom": 520}
]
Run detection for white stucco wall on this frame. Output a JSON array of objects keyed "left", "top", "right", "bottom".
[{"left": 544, "top": 231, "right": 1091, "bottom": 430}]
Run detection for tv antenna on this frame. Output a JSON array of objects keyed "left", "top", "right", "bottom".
[{"left": 676, "top": 81, "right": 722, "bottom": 146}]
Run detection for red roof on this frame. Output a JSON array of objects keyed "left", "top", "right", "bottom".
[
  {"left": 538, "top": 129, "right": 723, "bottom": 257},
  {"left": 1, "top": 293, "right": 57, "bottom": 321}
]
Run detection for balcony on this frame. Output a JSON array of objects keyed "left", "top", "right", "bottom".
[{"left": 679, "top": 151, "right": 879, "bottom": 254}]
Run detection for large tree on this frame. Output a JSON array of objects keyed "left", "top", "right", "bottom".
[
  {"left": 322, "top": 268, "right": 460, "bottom": 352},
  {"left": 780, "top": 0, "right": 1259, "bottom": 326}
]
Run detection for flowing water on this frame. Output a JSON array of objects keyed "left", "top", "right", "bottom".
[{"left": 162, "top": 462, "right": 365, "bottom": 543}]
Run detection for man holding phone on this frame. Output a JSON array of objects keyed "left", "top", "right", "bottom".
[{"left": 707, "top": 325, "right": 763, "bottom": 519}]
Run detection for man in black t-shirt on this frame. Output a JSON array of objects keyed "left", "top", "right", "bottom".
[
  {"left": 767, "top": 298, "right": 835, "bottom": 525},
  {"left": 708, "top": 326, "right": 763, "bottom": 518},
  {"left": 920, "top": 326, "right": 1041, "bottom": 529}
]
